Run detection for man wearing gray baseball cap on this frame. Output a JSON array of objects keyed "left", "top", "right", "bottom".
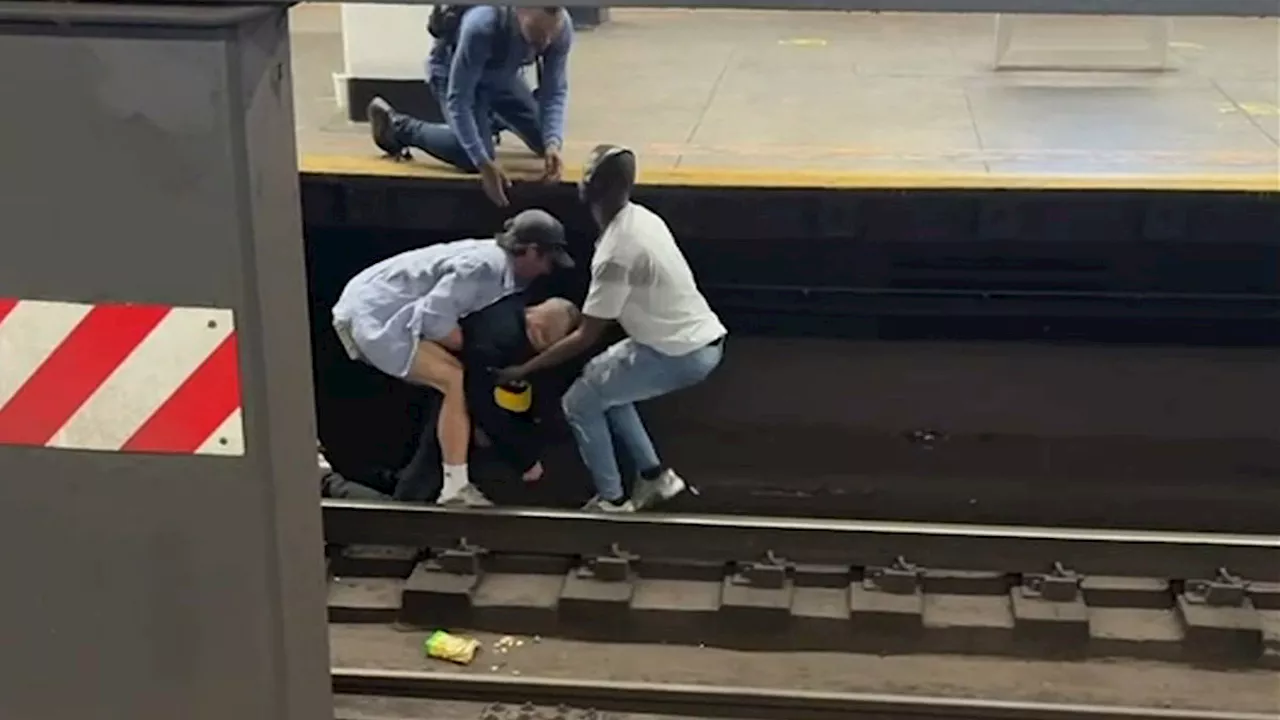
[{"left": 332, "top": 208, "right": 573, "bottom": 506}]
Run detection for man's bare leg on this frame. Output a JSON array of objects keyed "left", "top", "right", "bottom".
[
  {"left": 435, "top": 382, "right": 469, "bottom": 465},
  {"left": 405, "top": 339, "right": 485, "bottom": 504}
]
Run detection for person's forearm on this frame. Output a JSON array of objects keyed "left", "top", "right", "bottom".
[
  {"left": 538, "top": 70, "right": 567, "bottom": 152},
  {"left": 495, "top": 431, "right": 540, "bottom": 475},
  {"left": 537, "top": 33, "right": 570, "bottom": 150},
  {"left": 521, "top": 327, "right": 593, "bottom": 375},
  {"left": 445, "top": 33, "right": 491, "bottom": 168},
  {"left": 474, "top": 410, "right": 538, "bottom": 473},
  {"left": 445, "top": 82, "right": 490, "bottom": 168}
]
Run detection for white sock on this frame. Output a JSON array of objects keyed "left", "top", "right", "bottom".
[{"left": 441, "top": 464, "right": 469, "bottom": 499}]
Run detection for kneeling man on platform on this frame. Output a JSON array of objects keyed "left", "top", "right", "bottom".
[
  {"left": 367, "top": 5, "right": 572, "bottom": 207},
  {"left": 322, "top": 293, "right": 580, "bottom": 504},
  {"left": 329, "top": 209, "right": 573, "bottom": 505},
  {"left": 495, "top": 145, "right": 728, "bottom": 513}
]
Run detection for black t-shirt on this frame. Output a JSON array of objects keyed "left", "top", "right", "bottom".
[{"left": 459, "top": 293, "right": 542, "bottom": 473}]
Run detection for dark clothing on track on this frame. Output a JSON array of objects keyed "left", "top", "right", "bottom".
[
  {"left": 322, "top": 293, "right": 547, "bottom": 502},
  {"left": 460, "top": 293, "right": 543, "bottom": 474}
]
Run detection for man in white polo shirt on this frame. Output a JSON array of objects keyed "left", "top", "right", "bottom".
[{"left": 495, "top": 144, "right": 727, "bottom": 512}]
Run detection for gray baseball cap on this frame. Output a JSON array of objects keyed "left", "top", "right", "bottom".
[{"left": 502, "top": 208, "right": 573, "bottom": 268}]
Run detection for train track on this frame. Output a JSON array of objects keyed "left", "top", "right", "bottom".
[
  {"left": 331, "top": 669, "right": 1278, "bottom": 720},
  {"left": 321, "top": 500, "right": 1280, "bottom": 580},
  {"left": 323, "top": 500, "right": 1280, "bottom": 667}
]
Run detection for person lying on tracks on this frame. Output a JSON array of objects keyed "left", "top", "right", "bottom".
[
  {"left": 495, "top": 145, "right": 728, "bottom": 513},
  {"left": 366, "top": 5, "right": 572, "bottom": 207},
  {"left": 330, "top": 208, "right": 574, "bottom": 506},
  {"left": 321, "top": 293, "right": 581, "bottom": 504}
]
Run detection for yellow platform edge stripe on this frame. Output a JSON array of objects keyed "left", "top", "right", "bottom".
[{"left": 300, "top": 153, "right": 1280, "bottom": 193}]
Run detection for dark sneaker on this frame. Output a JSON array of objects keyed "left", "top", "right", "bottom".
[
  {"left": 367, "top": 97, "right": 410, "bottom": 160},
  {"left": 319, "top": 470, "right": 338, "bottom": 498}
]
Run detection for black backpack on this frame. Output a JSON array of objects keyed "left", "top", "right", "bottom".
[{"left": 428, "top": 5, "right": 515, "bottom": 67}]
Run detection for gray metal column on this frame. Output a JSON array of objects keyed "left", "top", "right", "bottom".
[{"left": 0, "top": 5, "right": 330, "bottom": 720}]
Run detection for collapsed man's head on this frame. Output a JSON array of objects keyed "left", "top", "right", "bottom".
[{"left": 525, "top": 297, "right": 581, "bottom": 351}]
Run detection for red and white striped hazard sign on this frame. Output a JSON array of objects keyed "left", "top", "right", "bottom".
[{"left": 0, "top": 298, "right": 245, "bottom": 456}]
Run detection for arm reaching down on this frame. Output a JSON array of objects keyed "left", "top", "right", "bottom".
[
  {"left": 445, "top": 9, "right": 498, "bottom": 169},
  {"left": 495, "top": 315, "right": 608, "bottom": 383},
  {"left": 537, "top": 19, "right": 572, "bottom": 154},
  {"left": 495, "top": 259, "right": 628, "bottom": 382},
  {"left": 464, "top": 370, "right": 543, "bottom": 474}
]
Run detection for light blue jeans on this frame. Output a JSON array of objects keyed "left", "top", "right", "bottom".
[{"left": 562, "top": 337, "right": 725, "bottom": 502}]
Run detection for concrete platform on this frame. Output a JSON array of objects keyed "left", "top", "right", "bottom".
[{"left": 290, "top": 6, "right": 1279, "bottom": 190}]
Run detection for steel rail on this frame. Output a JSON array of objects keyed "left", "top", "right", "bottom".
[
  {"left": 704, "top": 285, "right": 1280, "bottom": 320},
  {"left": 321, "top": 500, "right": 1280, "bottom": 580},
  {"left": 331, "top": 668, "right": 1279, "bottom": 720}
]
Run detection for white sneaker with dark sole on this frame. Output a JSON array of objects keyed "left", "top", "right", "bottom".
[
  {"left": 632, "top": 469, "right": 687, "bottom": 510},
  {"left": 438, "top": 483, "right": 493, "bottom": 508},
  {"left": 582, "top": 495, "right": 636, "bottom": 513}
]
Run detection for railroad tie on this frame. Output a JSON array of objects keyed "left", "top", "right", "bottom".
[{"left": 326, "top": 543, "right": 1277, "bottom": 667}]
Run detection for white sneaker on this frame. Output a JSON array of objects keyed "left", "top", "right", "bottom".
[
  {"left": 632, "top": 469, "right": 687, "bottom": 510},
  {"left": 317, "top": 451, "right": 331, "bottom": 473},
  {"left": 439, "top": 483, "right": 494, "bottom": 508},
  {"left": 582, "top": 495, "right": 635, "bottom": 513}
]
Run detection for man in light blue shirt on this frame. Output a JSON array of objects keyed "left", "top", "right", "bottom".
[
  {"left": 332, "top": 209, "right": 574, "bottom": 506},
  {"left": 367, "top": 6, "right": 572, "bottom": 207}
]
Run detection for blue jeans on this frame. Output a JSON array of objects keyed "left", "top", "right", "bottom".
[
  {"left": 562, "top": 337, "right": 726, "bottom": 502},
  {"left": 394, "top": 72, "right": 544, "bottom": 173}
]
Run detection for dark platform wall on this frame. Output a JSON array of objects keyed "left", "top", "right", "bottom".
[
  {"left": 302, "top": 178, "right": 1280, "bottom": 532},
  {"left": 642, "top": 338, "right": 1280, "bottom": 526}
]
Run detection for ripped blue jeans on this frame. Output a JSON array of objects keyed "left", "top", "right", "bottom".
[{"left": 562, "top": 337, "right": 725, "bottom": 502}]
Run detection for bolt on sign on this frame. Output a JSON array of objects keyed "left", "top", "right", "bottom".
[{"left": 0, "top": 298, "right": 245, "bottom": 456}]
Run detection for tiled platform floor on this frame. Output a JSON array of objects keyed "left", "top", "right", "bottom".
[{"left": 291, "top": 6, "right": 1279, "bottom": 184}]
